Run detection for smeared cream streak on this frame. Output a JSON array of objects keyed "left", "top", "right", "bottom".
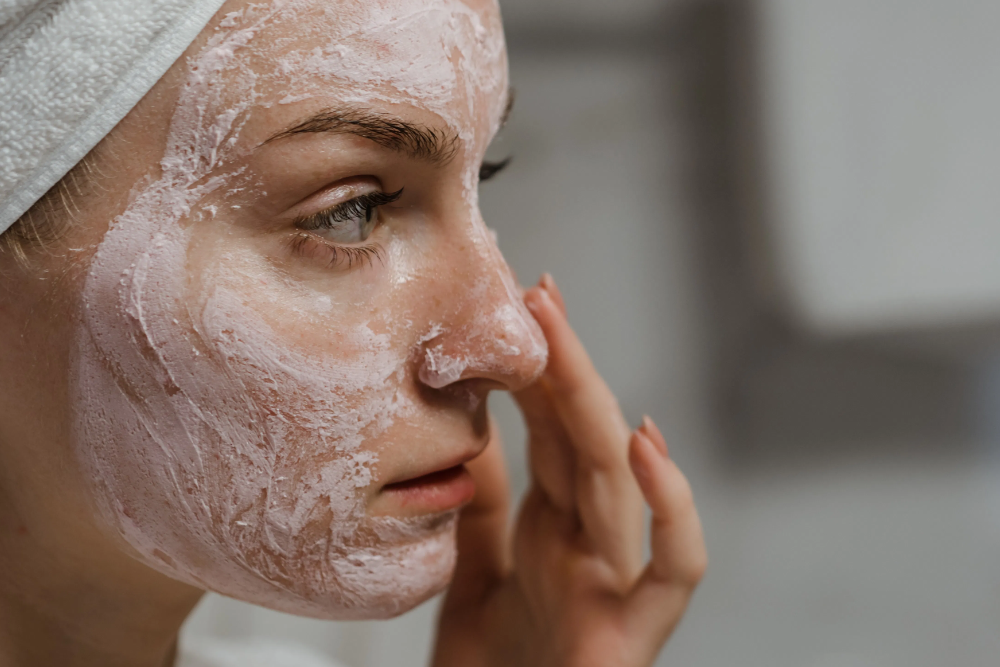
[{"left": 71, "top": 0, "right": 544, "bottom": 620}]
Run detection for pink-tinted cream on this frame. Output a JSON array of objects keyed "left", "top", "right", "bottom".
[{"left": 71, "top": 0, "right": 546, "bottom": 620}]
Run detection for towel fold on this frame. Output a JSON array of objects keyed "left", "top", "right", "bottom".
[{"left": 0, "top": 0, "right": 229, "bottom": 235}]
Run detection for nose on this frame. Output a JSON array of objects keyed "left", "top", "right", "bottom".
[{"left": 417, "top": 225, "right": 548, "bottom": 394}]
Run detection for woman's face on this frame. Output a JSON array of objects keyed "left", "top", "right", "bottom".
[{"left": 60, "top": 0, "right": 545, "bottom": 619}]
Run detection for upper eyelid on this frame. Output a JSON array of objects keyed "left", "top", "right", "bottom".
[
  {"left": 293, "top": 189, "right": 403, "bottom": 229},
  {"left": 291, "top": 154, "right": 505, "bottom": 231},
  {"left": 282, "top": 179, "right": 380, "bottom": 222}
]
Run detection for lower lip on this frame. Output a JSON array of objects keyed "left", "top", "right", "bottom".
[{"left": 381, "top": 465, "right": 476, "bottom": 513}]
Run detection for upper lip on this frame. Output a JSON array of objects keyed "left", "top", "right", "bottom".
[{"left": 382, "top": 444, "right": 484, "bottom": 488}]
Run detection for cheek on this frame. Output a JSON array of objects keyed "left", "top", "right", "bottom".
[{"left": 72, "top": 205, "right": 454, "bottom": 619}]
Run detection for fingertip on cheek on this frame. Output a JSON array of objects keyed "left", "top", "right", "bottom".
[{"left": 523, "top": 287, "right": 546, "bottom": 315}]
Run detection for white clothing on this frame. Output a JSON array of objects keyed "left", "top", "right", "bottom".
[{"left": 179, "top": 637, "right": 346, "bottom": 667}]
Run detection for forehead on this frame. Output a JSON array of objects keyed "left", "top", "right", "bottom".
[{"left": 210, "top": 0, "right": 508, "bottom": 142}]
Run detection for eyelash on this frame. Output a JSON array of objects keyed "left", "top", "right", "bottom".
[
  {"left": 295, "top": 188, "right": 404, "bottom": 231},
  {"left": 288, "top": 158, "right": 512, "bottom": 270},
  {"left": 480, "top": 157, "right": 511, "bottom": 181},
  {"left": 289, "top": 189, "right": 402, "bottom": 270},
  {"left": 288, "top": 233, "right": 386, "bottom": 269}
]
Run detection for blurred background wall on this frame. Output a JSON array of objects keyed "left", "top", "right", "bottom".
[{"left": 184, "top": 1, "right": 1000, "bottom": 665}]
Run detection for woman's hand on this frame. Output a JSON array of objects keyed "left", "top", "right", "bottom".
[{"left": 432, "top": 274, "right": 707, "bottom": 667}]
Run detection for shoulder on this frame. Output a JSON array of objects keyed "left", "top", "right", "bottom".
[{"left": 178, "top": 637, "right": 346, "bottom": 667}]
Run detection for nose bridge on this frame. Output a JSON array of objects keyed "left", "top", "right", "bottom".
[{"left": 417, "top": 221, "right": 548, "bottom": 392}]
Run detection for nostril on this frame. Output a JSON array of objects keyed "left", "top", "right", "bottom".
[
  {"left": 418, "top": 343, "right": 469, "bottom": 389},
  {"left": 429, "top": 377, "right": 500, "bottom": 413},
  {"left": 415, "top": 297, "right": 549, "bottom": 393}
]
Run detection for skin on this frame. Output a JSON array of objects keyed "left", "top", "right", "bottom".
[{"left": 0, "top": 1, "right": 706, "bottom": 666}]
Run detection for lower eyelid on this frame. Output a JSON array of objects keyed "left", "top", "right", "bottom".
[
  {"left": 287, "top": 232, "right": 385, "bottom": 270},
  {"left": 289, "top": 232, "right": 341, "bottom": 268}
]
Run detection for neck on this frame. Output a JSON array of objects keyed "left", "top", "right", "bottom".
[{"left": 0, "top": 489, "right": 204, "bottom": 667}]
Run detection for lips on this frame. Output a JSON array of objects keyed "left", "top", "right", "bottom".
[{"left": 380, "top": 462, "right": 477, "bottom": 513}]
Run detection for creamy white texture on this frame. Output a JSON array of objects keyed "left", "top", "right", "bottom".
[{"left": 71, "top": 0, "right": 545, "bottom": 620}]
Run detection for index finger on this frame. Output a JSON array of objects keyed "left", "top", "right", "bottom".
[
  {"left": 524, "top": 285, "right": 631, "bottom": 472},
  {"left": 523, "top": 283, "right": 644, "bottom": 583}
]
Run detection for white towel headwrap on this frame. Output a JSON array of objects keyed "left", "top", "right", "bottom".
[{"left": 0, "top": 0, "right": 229, "bottom": 236}]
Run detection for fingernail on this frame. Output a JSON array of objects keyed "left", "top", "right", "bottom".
[
  {"left": 641, "top": 414, "right": 654, "bottom": 434},
  {"left": 641, "top": 415, "right": 668, "bottom": 457},
  {"left": 524, "top": 287, "right": 545, "bottom": 313},
  {"left": 630, "top": 431, "right": 662, "bottom": 488},
  {"left": 541, "top": 273, "right": 561, "bottom": 303},
  {"left": 629, "top": 433, "right": 654, "bottom": 484}
]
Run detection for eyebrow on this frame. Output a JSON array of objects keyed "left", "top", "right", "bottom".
[
  {"left": 261, "top": 88, "right": 515, "bottom": 164},
  {"left": 262, "top": 106, "right": 458, "bottom": 164}
]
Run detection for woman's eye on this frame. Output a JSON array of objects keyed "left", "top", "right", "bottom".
[
  {"left": 295, "top": 188, "right": 403, "bottom": 243},
  {"left": 480, "top": 157, "right": 511, "bottom": 182}
]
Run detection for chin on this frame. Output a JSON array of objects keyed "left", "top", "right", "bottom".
[{"left": 199, "top": 510, "right": 461, "bottom": 621}]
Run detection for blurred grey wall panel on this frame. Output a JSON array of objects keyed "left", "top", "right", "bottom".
[
  {"left": 499, "top": 0, "right": 675, "bottom": 33},
  {"left": 749, "top": 0, "right": 1000, "bottom": 335}
]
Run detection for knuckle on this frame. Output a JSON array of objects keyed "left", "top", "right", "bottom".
[
  {"left": 669, "top": 479, "right": 696, "bottom": 515},
  {"left": 553, "top": 379, "right": 590, "bottom": 410},
  {"left": 672, "top": 558, "right": 706, "bottom": 590},
  {"left": 580, "top": 446, "right": 622, "bottom": 473},
  {"left": 674, "top": 551, "right": 708, "bottom": 590},
  {"left": 688, "top": 553, "right": 708, "bottom": 585},
  {"left": 546, "top": 358, "right": 585, "bottom": 389}
]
